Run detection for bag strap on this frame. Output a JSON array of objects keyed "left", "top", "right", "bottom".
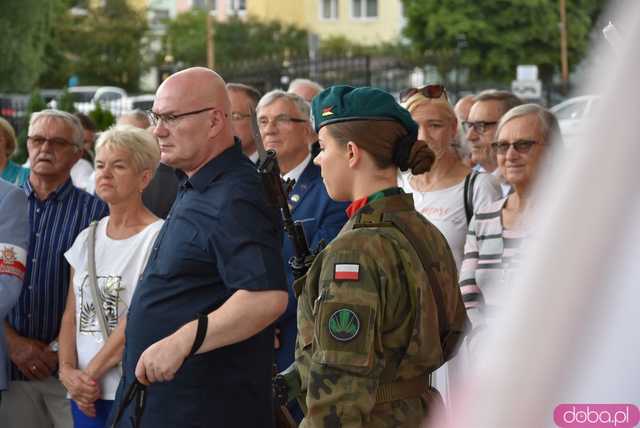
[
  {"left": 463, "top": 171, "right": 479, "bottom": 224},
  {"left": 87, "top": 221, "right": 110, "bottom": 341}
]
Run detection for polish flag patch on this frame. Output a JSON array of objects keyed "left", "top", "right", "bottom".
[{"left": 334, "top": 263, "right": 360, "bottom": 281}]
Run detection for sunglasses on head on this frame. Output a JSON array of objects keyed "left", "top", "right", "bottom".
[
  {"left": 491, "top": 139, "right": 543, "bottom": 154},
  {"left": 399, "top": 84, "right": 448, "bottom": 103}
]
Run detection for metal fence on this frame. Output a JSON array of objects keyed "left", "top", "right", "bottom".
[
  {"left": 220, "top": 55, "right": 422, "bottom": 96},
  {"left": 219, "top": 54, "right": 568, "bottom": 106}
]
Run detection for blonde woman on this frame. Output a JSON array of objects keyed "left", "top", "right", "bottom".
[
  {"left": 58, "top": 125, "right": 163, "bottom": 427},
  {"left": 399, "top": 85, "right": 502, "bottom": 269},
  {"left": 0, "top": 117, "right": 29, "bottom": 185}
]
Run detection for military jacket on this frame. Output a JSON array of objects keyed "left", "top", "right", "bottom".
[{"left": 293, "top": 192, "right": 467, "bottom": 427}]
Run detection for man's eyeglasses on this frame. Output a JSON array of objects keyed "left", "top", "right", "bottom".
[
  {"left": 399, "top": 84, "right": 448, "bottom": 103},
  {"left": 231, "top": 112, "right": 251, "bottom": 121},
  {"left": 491, "top": 139, "right": 542, "bottom": 154},
  {"left": 462, "top": 121, "right": 498, "bottom": 134},
  {"left": 147, "top": 107, "right": 216, "bottom": 127},
  {"left": 27, "top": 136, "right": 76, "bottom": 149},
  {"left": 257, "top": 114, "right": 307, "bottom": 129}
]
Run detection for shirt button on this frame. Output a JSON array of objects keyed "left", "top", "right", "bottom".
[
  {"left": 35, "top": 233, "right": 40, "bottom": 238},
  {"left": 27, "top": 314, "right": 32, "bottom": 318},
  {"left": 36, "top": 208, "right": 41, "bottom": 213},
  {"left": 28, "top": 286, "right": 33, "bottom": 290},
  {"left": 32, "top": 258, "right": 37, "bottom": 263}
]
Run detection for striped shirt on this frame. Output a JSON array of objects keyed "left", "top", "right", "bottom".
[
  {"left": 459, "top": 197, "right": 529, "bottom": 328},
  {"left": 8, "top": 178, "right": 107, "bottom": 381}
]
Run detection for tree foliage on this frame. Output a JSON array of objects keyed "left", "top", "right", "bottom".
[
  {"left": 39, "top": 0, "right": 148, "bottom": 91},
  {"left": 0, "top": 0, "right": 55, "bottom": 92},
  {"left": 401, "top": 0, "right": 603, "bottom": 84},
  {"left": 163, "top": 12, "right": 308, "bottom": 69}
]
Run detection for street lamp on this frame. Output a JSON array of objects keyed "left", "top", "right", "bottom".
[{"left": 207, "top": 0, "right": 215, "bottom": 69}]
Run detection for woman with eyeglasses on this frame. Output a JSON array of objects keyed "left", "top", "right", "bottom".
[
  {"left": 398, "top": 85, "right": 502, "bottom": 269},
  {"left": 280, "top": 85, "right": 468, "bottom": 427},
  {"left": 459, "top": 104, "right": 560, "bottom": 354},
  {"left": 58, "top": 125, "right": 164, "bottom": 428}
]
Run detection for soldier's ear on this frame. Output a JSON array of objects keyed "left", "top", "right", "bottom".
[{"left": 346, "top": 141, "right": 360, "bottom": 168}]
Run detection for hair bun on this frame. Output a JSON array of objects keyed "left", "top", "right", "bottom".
[{"left": 408, "top": 139, "right": 435, "bottom": 175}]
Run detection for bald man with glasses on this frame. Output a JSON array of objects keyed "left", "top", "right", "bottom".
[{"left": 110, "top": 67, "right": 288, "bottom": 428}]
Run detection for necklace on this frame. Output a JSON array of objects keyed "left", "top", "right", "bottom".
[{"left": 410, "top": 156, "right": 461, "bottom": 192}]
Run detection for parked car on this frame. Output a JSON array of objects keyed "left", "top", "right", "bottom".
[
  {"left": 126, "top": 94, "right": 155, "bottom": 112},
  {"left": 550, "top": 95, "right": 600, "bottom": 147},
  {"left": 0, "top": 93, "right": 30, "bottom": 135},
  {"left": 50, "top": 86, "right": 128, "bottom": 116}
]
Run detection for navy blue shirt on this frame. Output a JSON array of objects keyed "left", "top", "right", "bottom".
[
  {"left": 115, "top": 141, "right": 287, "bottom": 427},
  {"left": 8, "top": 179, "right": 108, "bottom": 381}
]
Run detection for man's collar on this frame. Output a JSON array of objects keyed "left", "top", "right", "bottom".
[
  {"left": 24, "top": 177, "right": 75, "bottom": 202},
  {"left": 282, "top": 153, "right": 311, "bottom": 184},
  {"left": 249, "top": 151, "right": 259, "bottom": 164},
  {"left": 177, "top": 138, "right": 244, "bottom": 193}
]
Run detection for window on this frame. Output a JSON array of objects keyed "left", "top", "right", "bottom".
[
  {"left": 192, "top": 0, "right": 215, "bottom": 11},
  {"left": 150, "top": 8, "right": 170, "bottom": 30},
  {"left": 321, "top": 0, "right": 338, "bottom": 20},
  {"left": 228, "top": 0, "right": 246, "bottom": 13},
  {"left": 351, "top": 0, "right": 377, "bottom": 19}
]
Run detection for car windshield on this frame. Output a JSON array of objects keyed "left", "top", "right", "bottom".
[{"left": 70, "top": 91, "right": 96, "bottom": 103}]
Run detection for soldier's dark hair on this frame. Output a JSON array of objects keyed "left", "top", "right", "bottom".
[
  {"left": 473, "top": 90, "right": 523, "bottom": 116},
  {"left": 226, "top": 83, "right": 262, "bottom": 107},
  {"left": 325, "top": 120, "right": 434, "bottom": 175}
]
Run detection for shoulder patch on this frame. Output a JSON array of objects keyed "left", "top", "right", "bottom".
[
  {"left": 328, "top": 308, "right": 360, "bottom": 342},
  {"left": 334, "top": 263, "right": 359, "bottom": 281},
  {"left": 0, "top": 243, "right": 27, "bottom": 281}
]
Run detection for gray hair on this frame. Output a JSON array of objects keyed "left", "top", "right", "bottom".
[
  {"left": 95, "top": 124, "right": 160, "bottom": 174},
  {"left": 117, "top": 110, "right": 151, "bottom": 129},
  {"left": 226, "top": 83, "right": 262, "bottom": 106},
  {"left": 288, "top": 78, "right": 323, "bottom": 95},
  {"left": 29, "top": 109, "right": 84, "bottom": 150},
  {"left": 496, "top": 103, "right": 562, "bottom": 145},
  {"left": 256, "top": 90, "right": 311, "bottom": 119},
  {"left": 474, "top": 90, "right": 523, "bottom": 116}
]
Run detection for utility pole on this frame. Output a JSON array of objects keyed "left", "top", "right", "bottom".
[
  {"left": 559, "top": 0, "right": 569, "bottom": 95},
  {"left": 207, "top": 0, "right": 215, "bottom": 69}
]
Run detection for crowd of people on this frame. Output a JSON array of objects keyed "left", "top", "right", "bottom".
[{"left": 0, "top": 68, "right": 561, "bottom": 427}]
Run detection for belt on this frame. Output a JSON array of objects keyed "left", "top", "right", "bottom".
[{"left": 375, "top": 373, "right": 431, "bottom": 404}]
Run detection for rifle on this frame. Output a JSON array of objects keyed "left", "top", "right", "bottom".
[
  {"left": 251, "top": 110, "right": 315, "bottom": 280},
  {"left": 250, "top": 110, "right": 317, "bottom": 428}
]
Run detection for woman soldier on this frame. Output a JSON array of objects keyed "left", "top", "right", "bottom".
[{"left": 282, "top": 86, "right": 468, "bottom": 427}]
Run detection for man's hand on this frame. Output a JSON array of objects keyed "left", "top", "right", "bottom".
[
  {"left": 135, "top": 326, "right": 193, "bottom": 385},
  {"left": 8, "top": 336, "right": 57, "bottom": 380},
  {"left": 59, "top": 365, "right": 100, "bottom": 404}
]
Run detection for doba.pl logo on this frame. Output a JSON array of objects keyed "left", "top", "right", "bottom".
[{"left": 554, "top": 404, "right": 640, "bottom": 427}]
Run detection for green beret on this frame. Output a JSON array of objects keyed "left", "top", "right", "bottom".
[{"left": 311, "top": 85, "right": 418, "bottom": 137}]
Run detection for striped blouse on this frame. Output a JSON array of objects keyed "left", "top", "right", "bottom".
[
  {"left": 459, "top": 197, "right": 529, "bottom": 328},
  {"left": 8, "top": 179, "right": 108, "bottom": 381}
]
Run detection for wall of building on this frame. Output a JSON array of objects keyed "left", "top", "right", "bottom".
[{"left": 304, "top": 0, "right": 404, "bottom": 45}]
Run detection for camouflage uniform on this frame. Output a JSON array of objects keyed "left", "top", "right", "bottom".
[{"left": 292, "top": 191, "right": 468, "bottom": 427}]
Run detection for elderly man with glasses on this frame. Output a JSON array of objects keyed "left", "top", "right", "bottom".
[
  {"left": 464, "top": 90, "right": 523, "bottom": 196},
  {"left": 256, "top": 90, "right": 348, "bottom": 421},
  {"left": 110, "top": 67, "right": 289, "bottom": 428},
  {"left": 0, "top": 110, "right": 108, "bottom": 428}
]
